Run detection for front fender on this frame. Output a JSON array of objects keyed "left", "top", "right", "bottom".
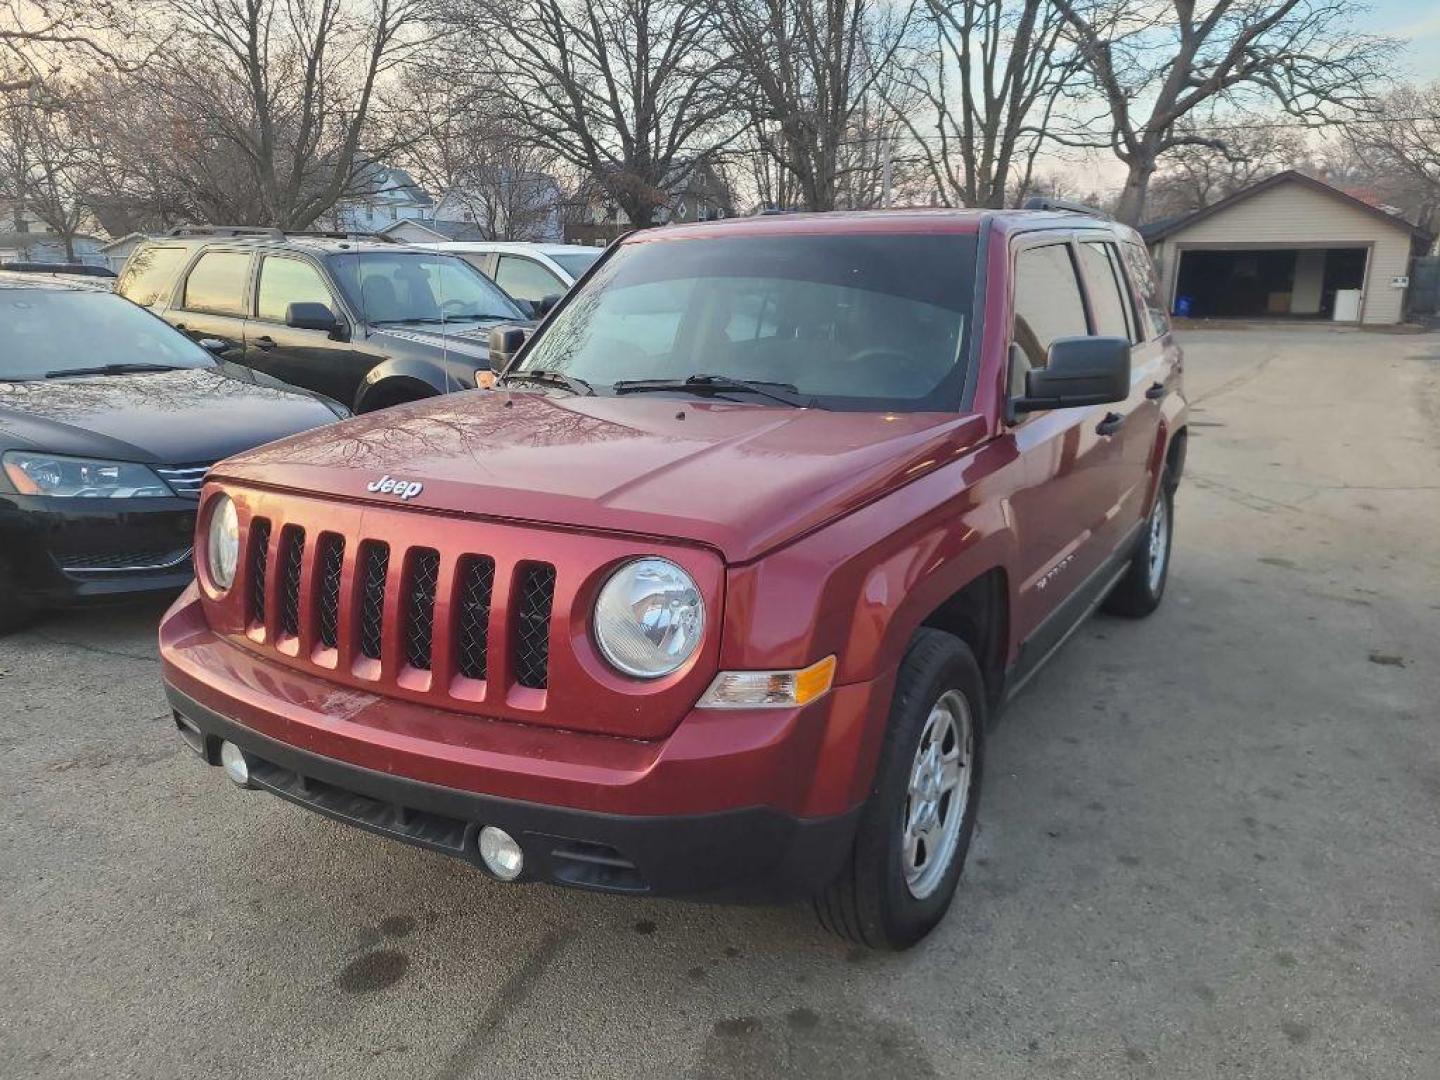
[{"left": 353, "top": 355, "right": 453, "bottom": 412}]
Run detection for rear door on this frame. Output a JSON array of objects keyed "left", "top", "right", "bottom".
[
  {"left": 1004, "top": 235, "right": 1129, "bottom": 651},
  {"left": 170, "top": 249, "right": 252, "bottom": 361},
  {"left": 1074, "top": 236, "right": 1157, "bottom": 536},
  {"left": 244, "top": 253, "right": 369, "bottom": 404},
  {"left": 493, "top": 254, "right": 568, "bottom": 308}
]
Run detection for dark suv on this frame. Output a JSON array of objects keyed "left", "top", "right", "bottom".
[{"left": 117, "top": 228, "right": 531, "bottom": 413}]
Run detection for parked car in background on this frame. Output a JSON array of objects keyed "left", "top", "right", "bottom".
[
  {"left": 2, "top": 261, "right": 118, "bottom": 285},
  {"left": 0, "top": 272, "right": 347, "bottom": 632},
  {"left": 160, "top": 207, "right": 1186, "bottom": 949},
  {"left": 424, "top": 242, "right": 603, "bottom": 315},
  {"left": 117, "top": 228, "right": 532, "bottom": 413}
]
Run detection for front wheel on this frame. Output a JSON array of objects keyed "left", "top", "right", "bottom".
[
  {"left": 0, "top": 551, "right": 35, "bottom": 636},
  {"left": 814, "top": 629, "right": 985, "bottom": 950},
  {"left": 1103, "top": 469, "right": 1174, "bottom": 617}
]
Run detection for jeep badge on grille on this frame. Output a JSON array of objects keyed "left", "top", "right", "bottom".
[{"left": 367, "top": 475, "right": 424, "bottom": 500}]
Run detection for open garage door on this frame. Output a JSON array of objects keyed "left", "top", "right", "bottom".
[{"left": 1173, "top": 247, "right": 1367, "bottom": 320}]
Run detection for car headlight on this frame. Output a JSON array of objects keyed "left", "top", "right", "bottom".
[
  {"left": 593, "top": 558, "right": 704, "bottom": 678},
  {"left": 2, "top": 451, "right": 171, "bottom": 498},
  {"left": 205, "top": 494, "right": 239, "bottom": 590}
]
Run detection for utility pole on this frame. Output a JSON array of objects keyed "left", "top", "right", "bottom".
[{"left": 881, "top": 135, "right": 893, "bottom": 208}]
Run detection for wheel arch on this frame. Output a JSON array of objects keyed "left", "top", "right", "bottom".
[{"left": 353, "top": 358, "right": 445, "bottom": 413}]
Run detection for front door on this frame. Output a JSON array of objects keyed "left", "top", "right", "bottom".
[
  {"left": 1004, "top": 236, "right": 1132, "bottom": 655},
  {"left": 244, "top": 254, "right": 369, "bottom": 405}
]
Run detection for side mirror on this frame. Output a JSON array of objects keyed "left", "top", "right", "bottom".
[
  {"left": 1013, "top": 336, "right": 1130, "bottom": 414},
  {"left": 488, "top": 324, "right": 528, "bottom": 372},
  {"left": 286, "top": 301, "right": 340, "bottom": 334},
  {"left": 530, "top": 293, "right": 562, "bottom": 318}
]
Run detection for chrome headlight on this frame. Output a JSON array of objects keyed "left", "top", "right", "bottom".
[
  {"left": 593, "top": 558, "right": 704, "bottom": 678},
  {"left": 2, "top": 451, "right": 170, "bottom": 498},
  {"left": 205, "top": 494, "right": 240, "bottom": 590}
]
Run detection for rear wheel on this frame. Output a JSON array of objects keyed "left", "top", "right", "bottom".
[
  {"left": 814, "top": 629, "right": 984, "bottom": 950},
  {"left": 1103, "top": 469, "right": 1173, "bottom": 617}
]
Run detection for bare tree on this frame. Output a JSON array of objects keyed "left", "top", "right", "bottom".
[
  {"left": 388, "top": 75, "right": 565, "bottom": 240},
  {"left": 717, "top": 0, "right": 916, "bottom": 212},
  {"left": 1054, "top": 0, "right": 1394, "bottom": 224},
  {"left": 1344, "top": 81, "right": 1440, "bottom": 234},
  {"left": 897, "top": 0, "right": 1078, "bottom": 208},
  {"left": 1, "top": 0, "right": 159, "bottom": 93},
  {"left": 1144, "top": 120, "right": 1308, "bottom": 219},
  {"left": 129, "top": 0, "right": 436, "bottom": 228},
  {"left": 436, "top": 0, "right": 739, "bottom": 228},
  {"left": 0, "top": 82, "right": 100, "bottom": 256}
]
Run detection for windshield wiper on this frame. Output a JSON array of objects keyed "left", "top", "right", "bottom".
[
  {"left": 611, "top": 374, "right": 807, "bottom": 407},
  {"left": 498, "top": 369, "right": 595, "bottom": 396},
  {"left": 45, "top": 363, "right": 182, "bottom": 378}
]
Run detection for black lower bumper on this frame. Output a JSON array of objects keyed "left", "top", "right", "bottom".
[
  {"left": 167, "top": 685, "right": 860, "bottom": 903},
  {"left": 1, "top": 497, "right": 197, "bottom": 607}
]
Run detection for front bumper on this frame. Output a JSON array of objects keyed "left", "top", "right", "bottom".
[
  {"left": 161, "top": 588, "right": 894, "bottom": 900},
  {"left": 0, "top": 494, "right": 197, "bottom": 605},
  {"left": 170, "top": 684, "right": 859, "bottom": 900}
]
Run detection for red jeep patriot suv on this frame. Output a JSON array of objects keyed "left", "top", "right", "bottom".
[{"left": 160, "top": 208, "right": 1186, "bottom": 949}]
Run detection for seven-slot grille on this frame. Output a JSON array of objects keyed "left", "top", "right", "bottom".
[
  {"left": 154, "top": 463, "right": 210, "bottom": 497},
  {"left": 242, "top": 518, "right": 557, "bottom": 693}
]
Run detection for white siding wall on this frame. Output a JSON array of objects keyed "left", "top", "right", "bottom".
[{"left": 1150, "top": 180, "right": 1415, "bottom": 324}]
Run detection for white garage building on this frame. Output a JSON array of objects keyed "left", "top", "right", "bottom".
[{"left": 1142, "top": 171, "right": 1431, "bottom": 326}]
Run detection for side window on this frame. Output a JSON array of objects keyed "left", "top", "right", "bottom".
[
  {"left": 458, "top": 253, "right": 495, "bottom": 279},
  {"left": 115, "top": 246, "right": 188, "bottom": 308},
  {"left": 1122, "top": 241, "right": 1170, "bottom": 339},
  {"left": 494, "top": 255, "right": 565, "bottom": 304},
  {"left": 1077, "top": 241, "right": 1136, "bottom": 341},
  {"left": 256, "top": 256, "right": 335, "bottom": 323},
  {"left": 1011, "top": 243, "right": 1088, "bottom": 394},
  {"left": 181, "top": 251, "right": 251, "bottom": 317}
]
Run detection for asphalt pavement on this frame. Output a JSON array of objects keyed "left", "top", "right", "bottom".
[{"left": 2, "top": 325, "right": 1438, "bottom": 1079}]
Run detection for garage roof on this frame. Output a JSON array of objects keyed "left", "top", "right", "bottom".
[{"left": 1140, "top": 170, "right": 1433, "bottom": 244}]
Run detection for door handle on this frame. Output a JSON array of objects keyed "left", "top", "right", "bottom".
[
  {"left": 1145, "top": 381, "right": 1166, "bottom": 400},
  {"left": 1096, "top": 411, "right": 1124, "bottom": 436},
  {"left": 253, "top": 336, "right": 277, "bottom": 351}
]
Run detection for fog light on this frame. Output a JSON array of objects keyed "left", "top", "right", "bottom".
[
  {"left": 478, "top": 826, "right": 523, "bottom": 880},
  {"left": 219, "top": 740, "right": 252, "bottom": 788}
]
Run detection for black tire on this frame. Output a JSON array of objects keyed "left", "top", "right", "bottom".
[
  {"left": 1103, "top": 468, "right": 1174, "bottom": 618},
  {"left": 815, "top": 629, "right": 985, "bottom": 950},
  {"left": 356, "top": 382, "right": 435, "bottom": 414},
  {"left": 0, "top": 552, "right": 35, "bottom": 636}
]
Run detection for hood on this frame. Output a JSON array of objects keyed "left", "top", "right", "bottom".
[
  {"left": 0, "top": 366, "right": 344, "bottom": 464},
  {"left": 370, "top": 320, "right": 526, "bottom": 363},
  {"left": 214, "top": 390, "right": 989, "bottom": 562}
]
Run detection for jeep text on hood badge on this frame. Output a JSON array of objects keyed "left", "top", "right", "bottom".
[{"left": 367, "top": 475, "right": 424, "bottom": 500}]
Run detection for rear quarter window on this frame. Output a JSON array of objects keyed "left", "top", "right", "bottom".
[{"left": 116, "top": 246, "right": 188, "bottom": 308}]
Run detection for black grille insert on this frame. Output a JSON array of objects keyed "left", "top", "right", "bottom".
[
  {"left": 358, "top": 542, "right": 389, "bottom": 661},
  {"left": 514, "top": 563, "right": 556, "bottom": 689},
  {"left": 247, "top": 519, "right": 271, "bottom": 627},
  {"left": 403, "top": 548, "right": 440, "bottom": 671},
  {"left": 278, "top": 526, "right": 305, "bottom": 637},
  {"left": 455, "top": 555, "right": 495, "bottom": 680},
  {"left": 316, "top": 534, "right": 345, "bottom": 649}
]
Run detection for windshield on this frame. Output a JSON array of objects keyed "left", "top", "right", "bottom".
[
  {"left": 0, "top": 288, "right": 215, "bottom": 380},
  {"left": 550, "top": 250, "right": 602, "bottom": 279},
  {"left": 515, "top": 232, "right": 978, "bottom": 410},
  {"left": 328, "top": 251, "right": 525, "bottom": 325}
]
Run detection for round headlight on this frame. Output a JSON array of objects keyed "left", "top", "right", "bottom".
[
  {"left": 206, "top": 494, "right": 240, "bottom": 590},
  {"left": 594, "top": 558, "right": 705, "bottom": 678}
]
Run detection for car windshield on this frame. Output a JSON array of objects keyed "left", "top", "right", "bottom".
[
  {"left": 328, "top": 251, "right": 525, "bottom": 325},
  {"left": 550, "top": 250, "right": 602, "bottom": 278},
  {"left": 514, "top": 232, "right": 978, "bottom": 410},
  {"left": 0, "top": 287, "right": 215, "bottom": 380}
]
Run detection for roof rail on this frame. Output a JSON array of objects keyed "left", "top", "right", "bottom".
[
  {"left": 166, "top": 225, "right": 285, "bottom": 239},
  {"left": 1022, "top": 196, "right": 1111, "bottom": 219},
  {"left": 164, "top": 225, "right": 398, "bottom": 243}
]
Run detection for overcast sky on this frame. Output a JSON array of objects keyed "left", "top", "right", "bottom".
[{"left": 1370, "top": 1, "right": 1440, "bottom": 78}]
